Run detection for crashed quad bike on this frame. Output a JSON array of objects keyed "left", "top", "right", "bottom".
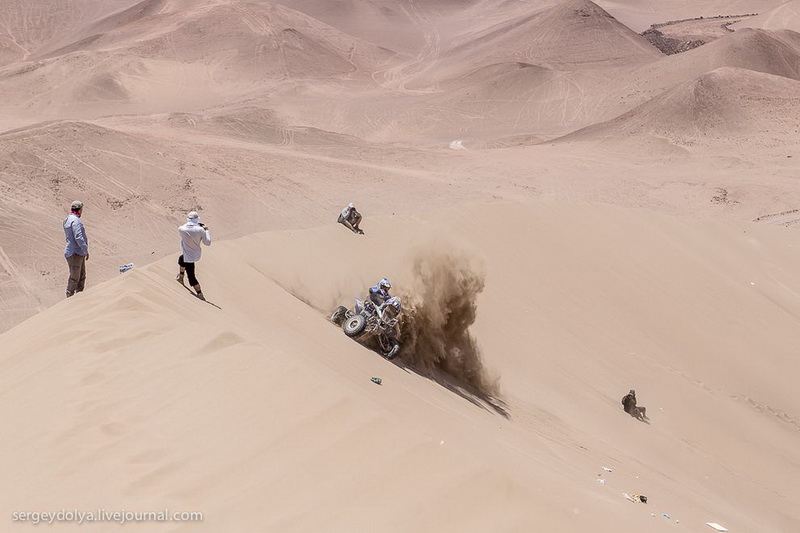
[{"left": 330, "top": 296, "right": 402, "bottom": 360}]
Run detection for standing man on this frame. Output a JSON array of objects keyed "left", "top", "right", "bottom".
[
  {"left": 177, "top": 211, "right": 211, "bottom": 300},
  {"left": 64, "top": 200, "right": 89, "bottom": 298},
  {"left": 337, "top": 202, "right": 364, "bottom": 234}
]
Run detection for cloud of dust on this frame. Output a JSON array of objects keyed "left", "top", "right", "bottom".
[{"left": 398, "top": 245, "right": 498, "bottom": 398}]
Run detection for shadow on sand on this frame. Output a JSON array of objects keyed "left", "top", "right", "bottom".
[
  {"left": 393, "top": 358, "right": 509, "bottom": 419},
  {"left": 627, "top": 407, "right": 650, "bottom": 425},
  {"left": 179, "top": 283, "right": 222, "bottom": 309}
]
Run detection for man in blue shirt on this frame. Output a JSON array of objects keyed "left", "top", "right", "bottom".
[{"left": 63, "top": 200, "right": 89, "bottom": 297}]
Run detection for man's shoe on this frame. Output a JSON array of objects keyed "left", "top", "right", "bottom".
[
  {"left": 176, "top": 273, "right": 184, "bottom": 284},
  {"left": 195, "top": 291, "right": 206, "bottom": 301}
]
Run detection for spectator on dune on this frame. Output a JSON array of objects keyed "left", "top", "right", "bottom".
[
  {"left": 177, "top": 211, "right": 211, "bottom": 301},
  {"left": 63, "top": 200, "right": 89, "bottom": 298},
  {"left": 338, "top": 202, "right": 364, "bottom": 234},
  {"left": 621, "top": 389, "right": 648, "bottom": 421}
]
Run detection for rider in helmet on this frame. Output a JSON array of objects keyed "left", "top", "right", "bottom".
[{"left": 369, "top": 278, "right": 392, "bottom": 307}]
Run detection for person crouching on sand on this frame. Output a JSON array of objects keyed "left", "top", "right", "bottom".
[
  {"left": 621, "top": 389, "right": 648, "bottom": 421},
  {"left": 177, "top": 211, "right": 211, "bottom": 300}
]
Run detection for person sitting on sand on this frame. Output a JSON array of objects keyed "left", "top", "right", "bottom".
[{"left": 621, "top": 389, "right": 648, "bottom": 421}]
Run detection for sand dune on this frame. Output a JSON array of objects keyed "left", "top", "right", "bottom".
[
  {"left": 598, "top": 0, "right": 788, "bottom": 32},
  {"left": 735, "top": 0, "right": 800, "bottom": 31},
  {"left": 0, "top": 50, "right": 240, "bottom": 131},
  {"left": 2, "top": 1, "right": 800, "bottom": 531},
  {"left": 598, "top": 27, "right": 800, "bottom": 112},
  {"left": 387, "top": 63, "right": 614, "bottom": 141},
  {"left": 447, "top": 0, "right": 660, "bottom": 68},
  {"left": 401, "top": 0, "right": 660, "bottom": 88},
  {"left": 0, "top": 0, "right": 136, "bottom": 65},
  {"left": 0, "top": 0, "right": 395, "bottom": 130},
  {"left": 559, "top": 67, "right": 800, "bottom": 145},
  {"left": 2, "top": 203, "right": 799, "bottom": 532},
  {"left": 492, "top": 27, "right": 800, "bottom": 139},
  {"left": 169, "top": 106, "right": 371, "bottom": 147},
  {"left": 342, "top": 26, "right": 800, "bottom": 142},
  {"left": 42, "top": 1, "right": 393, "bottom": 77},
  {"left": 672, "top": 27, "right": 800, "bottom": 80},
  {"left": 273, "top": 0, "right": 431, "bottom": 54}
]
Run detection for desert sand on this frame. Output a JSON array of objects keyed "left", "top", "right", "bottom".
[{"left": 1, "top": 0, "right": 799, "bottom": 531}]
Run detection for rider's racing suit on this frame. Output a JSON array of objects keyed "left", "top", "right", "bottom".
[{"left": 369, "top": 284, "right": 390, "bottom": 307}]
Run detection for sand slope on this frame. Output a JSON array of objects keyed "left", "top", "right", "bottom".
[
  {"left": 401, "top": 0, "right": 660, "bottom": 88},
  {"left": 0, "top": 0, "right": 136, "bottom": 66},
  {"left": 663, "top": 28, "right": 800, "bottom": 81},
  {"left": 559, "top": 67, "right": 800, "bottom": 146},
  {"left": 1, "top": 2, "right": 800, "bottom": 530},
  {"left": 598, "top": 0, "right": 788, "bottom": 32},
  {"left": 1, "top": 202, "right": 799, "bottom": 532},
  {"left": 0, "top": 0, "right": 394, "bottom": 130},
  {"left": 736, "top": 0, "right": 800, "bottom": 31}
]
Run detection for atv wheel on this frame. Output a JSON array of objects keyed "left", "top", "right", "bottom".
[
  {"left": 343, "top": 314, "right": 367, "bottom": 337},
  {"left": 330, "top": 306, "right": 348, "bottom": 325}
]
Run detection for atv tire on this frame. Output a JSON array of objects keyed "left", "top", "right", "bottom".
[
  {"left": 343, "top": 314, "right": 367, "bottom": 337},
  {"left": 330, "top": 306, "right": 348, "bottom": 325}
]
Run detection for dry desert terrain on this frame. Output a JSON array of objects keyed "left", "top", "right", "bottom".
[{"left": 1, "top": 0, "right": 800, "bottom": 531}]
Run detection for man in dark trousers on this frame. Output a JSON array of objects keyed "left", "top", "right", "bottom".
[
  {"left": 177, "top": 211, "right": 212, "bottom": 300},
  {"left": 63, "top": 200, "right": 89, "bottom": 297}
]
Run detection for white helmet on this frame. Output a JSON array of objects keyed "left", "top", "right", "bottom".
[{"left": 379, "top": 278, "right": 392, "bottom": 290}]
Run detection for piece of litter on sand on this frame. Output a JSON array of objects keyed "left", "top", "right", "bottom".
[
  {"left": 602, "top": 467, "right": 612, "bottom": 472},
  {"left": 596, "top": 479, "right": 607, "bottom": 484},
  {"left": 706, "top": 523, "right": 728, "bottom": 532},
  {"left": 119, "top": 263, "right": 135, "bottom": 273},
  {"left": 663, "top": 513, "right": 670, "bottom": 519},
  {"left": 623, "top": 493, "right": 647, "bottom": 503},
  {"left": 370, "top": 377, "right": 382, "bottom": 385}
]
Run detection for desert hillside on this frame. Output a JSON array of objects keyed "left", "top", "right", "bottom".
[
  {"left": 2, "top": 204, "right": 800, "bottom": 532},
  {"left": 0, "top": 0, "right": 799, "bottom": 531}
]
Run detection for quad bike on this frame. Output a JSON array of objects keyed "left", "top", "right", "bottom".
[{"left": 330, "top": 296, "right": 402, "bottom": 360}]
